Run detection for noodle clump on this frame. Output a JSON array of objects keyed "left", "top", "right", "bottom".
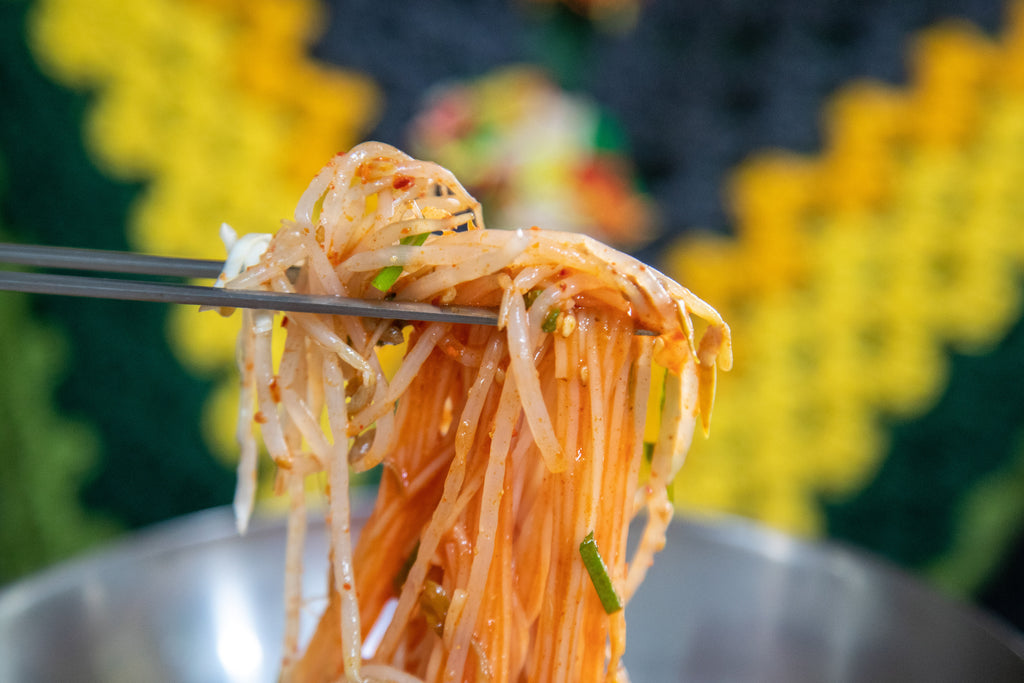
[{"left": 220, "top": 142, "right": 732, "bottom": 682}]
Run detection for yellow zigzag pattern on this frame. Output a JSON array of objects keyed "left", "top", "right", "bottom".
[
  {"left": 30, "top": 0, "right": 378, "bottom": 260},
  {"left": 668, "top": 4, "right": 1024, "bottom": 534},
  {"left": 28, "top": 0, "right": 380, "bottom": 465},
  {"left": 30, "top": 0, "right": 1024, "bottom": 533}
]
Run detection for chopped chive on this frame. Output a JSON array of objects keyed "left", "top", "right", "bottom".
[
  {"left": 523, "top": 288, "right": 542, "bottom": 309},
  {"left": 579, "top": 531, "right": 623, "bottom": 614},
  {"left": 541, "top": 308, "right": 560, "bottom": 333},
  {"left": 404, "top": 232, "right": 432, "bottom": 246},
  {"left": 371, "top": 265, "right": 403, "bottom": 292},
  {"left": 371, "top": 232, "right": 431, "bottom": 292},
  {"left": 643, "top": 441, "right": 654, "bottom": 462}
]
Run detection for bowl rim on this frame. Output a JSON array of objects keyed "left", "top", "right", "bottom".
[{"left": 1, "top": 502, "right": 1022, "bottom": 662}]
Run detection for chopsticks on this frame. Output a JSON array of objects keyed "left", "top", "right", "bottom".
[
  {"left": 0, "top": 242, "right": 226, "bottom": 278},
  {"left": 0, "top": 242, "right": 499, "bottom": 326}
]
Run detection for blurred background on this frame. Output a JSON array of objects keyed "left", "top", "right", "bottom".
[{"left": 1, "top": 0, "right": 1022, "bottom": 637}]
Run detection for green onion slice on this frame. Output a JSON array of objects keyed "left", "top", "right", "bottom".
[
  {"left": 541, "top": 308, "right": 560, "bottom": 333},
  {"left": 579, "top": 531, "right": 623, "bottom": 614},
  {"left": 523, "top": 288, "right": 542, "bottom": 309},
  {"left": 371, "top": 232, "right": 430, "bottom": 292}
]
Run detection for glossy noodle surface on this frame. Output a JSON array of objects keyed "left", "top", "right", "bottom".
[{"left": 221, "top": 142, "right": 731, "bottom": 682}]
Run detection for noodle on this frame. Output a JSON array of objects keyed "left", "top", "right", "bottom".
[{"left": 219, "top": 142, "right": 732, "bottom": 682}]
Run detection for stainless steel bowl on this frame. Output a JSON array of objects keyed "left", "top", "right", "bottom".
[{"left": 1, "top": 506, "right": 1021, "bottom": 682}]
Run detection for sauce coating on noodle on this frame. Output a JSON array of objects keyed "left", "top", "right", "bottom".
[{"left": 219, "top": 142, "right": 731, "bottom": 682}]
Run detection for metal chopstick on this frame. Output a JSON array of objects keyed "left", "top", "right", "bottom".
[
  {"left": 0, "top": 243, "right": 499, "bottom": 326},
  {"left": 0, "top": 242, "right": 224, "bottom": 279}
]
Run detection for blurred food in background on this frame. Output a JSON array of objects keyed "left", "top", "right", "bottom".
[
  {"left": 0, "top": 0, "right": 1022, "bottom": 638},
  {"left": 408, "top": 66, "right": 656, "bottom": 249}
]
